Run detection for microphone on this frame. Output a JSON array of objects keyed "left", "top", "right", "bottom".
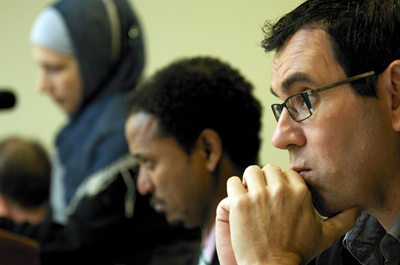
[{"left": 0, "top": 91, "right": 16, "bottom": 109}]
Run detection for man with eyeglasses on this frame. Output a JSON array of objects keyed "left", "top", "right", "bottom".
[{"left": 215, "top": 0, "right": 400, "bottom": 265}]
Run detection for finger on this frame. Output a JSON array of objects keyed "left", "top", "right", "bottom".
[
  {"left": 242, "top": 165, "right": 266, "bottom": 190},
  {"left": 322, "top": 207, "right": 361, "bottom": 247},
  {"left": 284, "top": 169, "right": 307, "bottom": 185},
  {"left": 227, "top": 176, "right": 247, "bottom": 197},
  {"left": 262, "top": 164, "right": 286, "bottom": 187}
]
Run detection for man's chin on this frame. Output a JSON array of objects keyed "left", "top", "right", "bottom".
[
  {"left": 153, "top": 209, "right": 186, "bottom": 228},
  {"left": 168, "top": 220, "right": 185, "bottom": 228},
  {"left": 160, "top": 213, "right": 183, "bottom": 227},
  {"left": 309, "top": 189, "right": 339, "bottom": 218},
  {"left": 314, "top": 203, "right": 343, "bottom": 219}
]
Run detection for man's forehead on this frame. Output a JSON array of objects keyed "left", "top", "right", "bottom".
[
  {"left": 126, "top": 113, "right": 161, "bottom": 143},
  {"left": 269, "top": 29, "right": 339, "bottom": 97}
]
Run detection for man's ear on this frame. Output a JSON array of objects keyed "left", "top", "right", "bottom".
[
  {"left": 389, "top": 61, "right": 400, "bottom": 131},
  {"left": 197, "top": 129, "right": 222, "bottom": 173}
]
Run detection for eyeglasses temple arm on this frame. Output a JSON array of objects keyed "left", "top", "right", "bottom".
[{"left": 307, "top": 71, "right": 375, "bottom": 95}]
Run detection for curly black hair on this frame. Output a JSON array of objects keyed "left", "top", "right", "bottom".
[{"left": 127, "top": 56, "right": 262, "bottom": 170}]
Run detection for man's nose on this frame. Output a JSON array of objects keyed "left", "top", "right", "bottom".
[
  {"left": 136, "top": 168, "right": 154, "bottom": 195},
  {"left": 271, "top": 108, "right": 306, "bottom": 150}
]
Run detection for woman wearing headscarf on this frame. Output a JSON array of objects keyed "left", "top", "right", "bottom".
[{"left": 0, "top": 0, "right": 200, "bottom": 264}]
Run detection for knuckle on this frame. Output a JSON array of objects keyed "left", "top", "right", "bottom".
[
  {"left": 262, "top": 164, "right": 280, "bottom": 171},
  {"left": 243, "top": 165, "right": 262, "bottom": 177},
  {"left": 296, "top": 184, "right": 311, "bottom": 197},
  {"left": 227, "top": 176, "right": 241, "bottom": 185}
]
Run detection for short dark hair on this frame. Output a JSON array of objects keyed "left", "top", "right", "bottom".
[
  {"left": 261, "top": 0, "right": 400, "bottom": 97},
  {"left": 127, "top": 56, "right": 262, "bottom": 170},
  {"left": 0, "top": 137, "right": 51, "bottom": 209}
]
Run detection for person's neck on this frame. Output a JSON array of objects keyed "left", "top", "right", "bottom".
[
  {"left": 374, "top": 200, "right": 400, "bottom": 231},
  {"left": 202, "top": 156, "right": 243, "bottom": 234},
  {"left": 370, "top": 176, "right": 400, "bottom": 230}
]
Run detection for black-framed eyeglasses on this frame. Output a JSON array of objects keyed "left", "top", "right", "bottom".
[{"left": 271, "top": 71, "right": 375, "bottom": 122}]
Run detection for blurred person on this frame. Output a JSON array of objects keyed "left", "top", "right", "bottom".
[
  {"left": 0, "top": 137, "right": 50, "bottom": 225},
  {"left": 0, "top": 0, "right": 200, "bottom": 264},
  {"left": 125, "top": 56, "right": 262, "bottom": 265}
]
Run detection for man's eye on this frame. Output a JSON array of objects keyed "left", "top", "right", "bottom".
[
  {"left": 140, "top": 159, "right": 154, "bottom": 170},
  {"left": 299, "top": 96, "right": 308, "bottom": 107},
  {"left": 287, "top": 104, "right": 298, "bottom": 114},
  {"left": 45, "top": 65, "right": 63, "bottom": 74},
  {"left": 288, "top": 95, "right": 308, "bottom": 111}
]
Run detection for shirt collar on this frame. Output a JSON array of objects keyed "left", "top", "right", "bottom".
[
  {"left": 381, "top": 212, "right": 400, "bottom": 263},
  {"left": 200, "top": 223, "right": 216, "bottom": 264},
  {"left": 343, "top": 213, "right": 386, "bottom": 264}
]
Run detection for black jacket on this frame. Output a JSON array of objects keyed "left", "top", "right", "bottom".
[
  {"left": 308, "top": 236, "right": 360, "bottom": 265},
  {"left": 0, "top": 167, "right": 201, "bottom": 265}
]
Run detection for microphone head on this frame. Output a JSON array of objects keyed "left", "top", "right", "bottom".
[{"left": 0, "top": 91, "right": 16, "bottom": 109}]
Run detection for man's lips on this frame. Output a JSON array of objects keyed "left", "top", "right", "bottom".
[
  {"left": 290, "top": 166, "right": 311, "bottom": 178},
  {"left": 150, "top": 196, "right": 166, "bottom": 212}
]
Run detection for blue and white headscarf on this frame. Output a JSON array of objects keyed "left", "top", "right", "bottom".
[
  {"left": 30, "top": 6, "right": 74, "bottom": 56},
  {"left": 30, "top": 0, "right": 144, "bottom": 224}
]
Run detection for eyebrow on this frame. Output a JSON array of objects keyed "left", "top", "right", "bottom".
[{"left": 270, "top": 72, "right": 314, "bottom": 98}]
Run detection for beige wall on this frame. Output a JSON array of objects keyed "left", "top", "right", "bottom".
[{"left": 0, "top": 0, "right": 303, "bottom": 170}]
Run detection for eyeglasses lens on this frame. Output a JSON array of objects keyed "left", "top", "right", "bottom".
[{"left": 288, "top": 95, "right": 309, "bottom": 121}]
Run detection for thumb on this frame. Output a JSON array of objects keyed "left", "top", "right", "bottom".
[
  {"left": 322, "top": 207, "right": 360, "bottom": 247},
  {"left": 216, "top": 197, "right": 238, "bottom": 265},
  {"left": 216, "top": 197, "right": 230, "bottom": 222}
]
